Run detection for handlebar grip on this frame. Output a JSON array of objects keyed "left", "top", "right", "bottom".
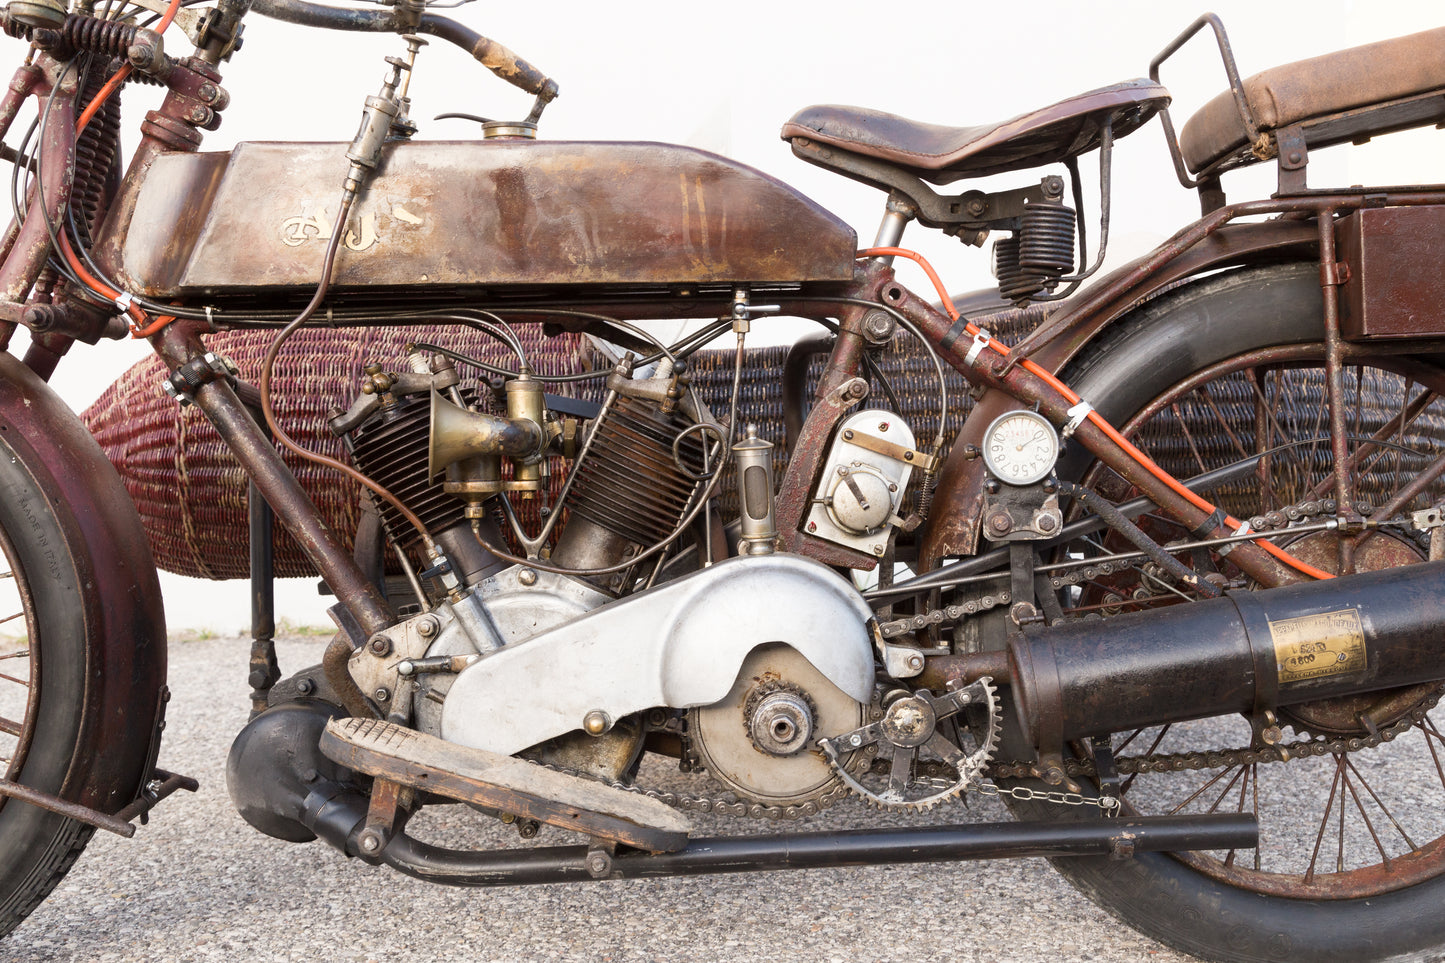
[{"left": 416, "top": 17, "right": 554, "bottom": 99}]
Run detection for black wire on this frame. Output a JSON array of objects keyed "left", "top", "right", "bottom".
[
  {"left": 33, "top": 56, "right": 89, "bottom": 290},
  {"left": 861, "top": 348, "right": 903, "bottom": 415},
  {"left": 800, "top": 295, "right": 949, "bottom": 453},
  {"left": 9, "top": 115, "right": 38, "bottom": 223},
  {"left": 406, "top": 314, "right": 742, "bottom": 386}
]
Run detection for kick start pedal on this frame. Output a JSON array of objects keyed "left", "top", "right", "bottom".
[{"left": 319, "top": 717, "right": 691, "bottom": 853}]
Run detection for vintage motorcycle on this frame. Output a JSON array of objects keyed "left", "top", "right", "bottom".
[{"left": 0, "top": 0, "right": 1442, "bottom": 959}]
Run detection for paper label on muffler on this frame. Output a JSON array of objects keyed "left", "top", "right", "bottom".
[{"left": 1269, "top": 608, "right": 1367, "bottom": 683}]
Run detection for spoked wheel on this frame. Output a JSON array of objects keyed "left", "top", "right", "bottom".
[
  {"left": 0, "top": 356, "right": 167, "bottom": 940},
  {"left": 0, "top": 448, "right": 98, "bottom": 937},
  {"left": 1003, "top": 263, "right": 1445, "bottom": 962}
]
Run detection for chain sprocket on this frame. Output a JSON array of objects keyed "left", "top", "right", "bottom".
[{"left": 818, "top": 678, "right": 1000, "bottom": 811}]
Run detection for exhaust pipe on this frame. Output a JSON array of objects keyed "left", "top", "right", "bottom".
[{"left": 1010, "top": 560, "right": 1445, "bottom": 756}]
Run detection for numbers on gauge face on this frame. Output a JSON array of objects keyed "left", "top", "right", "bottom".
[{"left": 982, "top": 410, "right": 1059, "bottom": 486}]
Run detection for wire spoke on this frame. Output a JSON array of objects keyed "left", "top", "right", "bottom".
[
  {"left": 1170, "top": 400, "right": 1210, "bottom": 477},
  {"left": 1304, "top": 755, "right": 1346, "bottom": 884},
  {"left": 1166, "top": 764, "right": 1240, "bottom": 817},
  {"left": 1343, "top": 755, "right": 1418, "bottom": 853},
  {"left": 1223, "top": 764, "right": 1253, "bottom": 868},
  {"left": 1340, "top": 759, "right": 1393, "bottom": 868},
  {"left": 1121, "top": 725, "right": 1171, "bottom": 795}
]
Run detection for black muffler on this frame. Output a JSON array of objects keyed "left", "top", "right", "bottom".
[{"left": 1011, "top": 559, "right": 1445, "bottom": 754}]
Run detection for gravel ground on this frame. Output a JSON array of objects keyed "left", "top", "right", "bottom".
[{"left": 1, "top": 635, "right": 1201, "bottom": 963}]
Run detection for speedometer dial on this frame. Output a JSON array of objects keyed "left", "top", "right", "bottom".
[{"left": 982, "top": 410, "right": 1059, "bottom": 486}]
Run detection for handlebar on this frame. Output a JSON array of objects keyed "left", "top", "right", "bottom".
[{"left": 248, "top": 0, "right": 557, "bottom": 101}]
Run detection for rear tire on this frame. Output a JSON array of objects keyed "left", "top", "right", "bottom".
[{"left": 1008, "top": 263, "right": 1445, "bottom": 962}]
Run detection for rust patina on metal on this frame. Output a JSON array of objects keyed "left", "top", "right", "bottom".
[{"left": 97, "top": 141, "right": 858, "bottom": 297}]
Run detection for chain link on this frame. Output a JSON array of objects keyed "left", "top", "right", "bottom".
[
  {"left": 971, "top": 781, "right": 1122, "bottom": 814},
  {"left": 987, "top": 690, "right": 1440, "bottom": 787},
  {"left": 551, "top": 493, "right": 1428, "bottom": 819},
  {"left": 878, "top": 497, "right": 1354, "bottom": 641}
]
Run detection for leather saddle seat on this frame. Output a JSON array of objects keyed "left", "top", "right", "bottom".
[
  {"left": 780, "top": 79, "right": 1170, "bottom": 188},
  {"left": 1180, "top": 26, "right": 1445, "bottom": 175}
]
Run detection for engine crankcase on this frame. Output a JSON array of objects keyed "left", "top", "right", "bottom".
[
  {"left": 439, "top": 554, "right": 876, "bottom": 757},
  {"left": 409, "top": 565, "right": 614, "bottom": 738}
]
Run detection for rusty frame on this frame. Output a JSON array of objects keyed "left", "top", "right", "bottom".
[{"left": 3, "top": 4, "right": 1445, "bottom": 734}]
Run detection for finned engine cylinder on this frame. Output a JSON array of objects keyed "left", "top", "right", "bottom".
[
  {"left": 549, "top": 395, "right": 707, "bottom": 587},
  {"left": 350, "top": 391, "right": 475, "bottom": 546}
]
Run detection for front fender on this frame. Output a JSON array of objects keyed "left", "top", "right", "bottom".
[
  {"left": 441, "top": 554, "right": 874, "bottom": 756},
  {"left": 0, "top": 352, "right": 166, "bottom": 812}
]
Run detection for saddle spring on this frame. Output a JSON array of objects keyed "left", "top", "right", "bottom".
[{"left": 994, "top": 200, "right": 1077, "bottom": 304}]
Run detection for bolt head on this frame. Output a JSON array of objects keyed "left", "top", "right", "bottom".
[
  {"left": 358, "top": 830, "right": 384, "bottom": 854},
  {"left": 583, "top": 709, "right": 611, "bottom": 736},
  {"left": 368, "top": 635, "right": 392, "bottom": 656},
  {"left": 374, "top": 687, "right": 391, "bottom": 703},
  {"left": 518, "top": 568, "right": 538, "bottom": 586}
]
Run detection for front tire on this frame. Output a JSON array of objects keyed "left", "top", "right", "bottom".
[{"left": 0, "top": 355, "right": 166, "bottom": 939}]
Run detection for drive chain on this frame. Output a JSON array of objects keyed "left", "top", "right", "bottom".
[
  {"left": 986, "top": 690, "right": 1440, "bottom": 783},
  {"left": 878, "top": 497, "right": 1349, "bottom": 641},
  {"left": 563, "top": 502, "right": 1427, "bottom": 819}
]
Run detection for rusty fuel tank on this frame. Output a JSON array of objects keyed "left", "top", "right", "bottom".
[{"left": 94, "top": 140, "right": 859, "bottom": 298}]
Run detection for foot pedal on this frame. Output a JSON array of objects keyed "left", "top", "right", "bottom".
[{"left": 320, "top": 718, "right": 691, "bottom": 853}]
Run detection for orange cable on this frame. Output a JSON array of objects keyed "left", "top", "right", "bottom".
[
  {"left": 857, "top": 246, "right": 1335, "bottom": 580},
  {"left": 75, "top": 63, "right": 130, "bottom": 135}
]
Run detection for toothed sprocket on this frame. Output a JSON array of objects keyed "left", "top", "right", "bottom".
[{"left": 819, "top": 678, "right": 1000, "bottom": 811}]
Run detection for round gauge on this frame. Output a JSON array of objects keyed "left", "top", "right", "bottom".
[{"left": 982, "top": 410, "right": 1059, "bottom": 486}]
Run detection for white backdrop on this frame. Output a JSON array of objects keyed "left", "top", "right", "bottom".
[{"left": 24, "top": 0, "right": 1438, "bottom": 631}]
